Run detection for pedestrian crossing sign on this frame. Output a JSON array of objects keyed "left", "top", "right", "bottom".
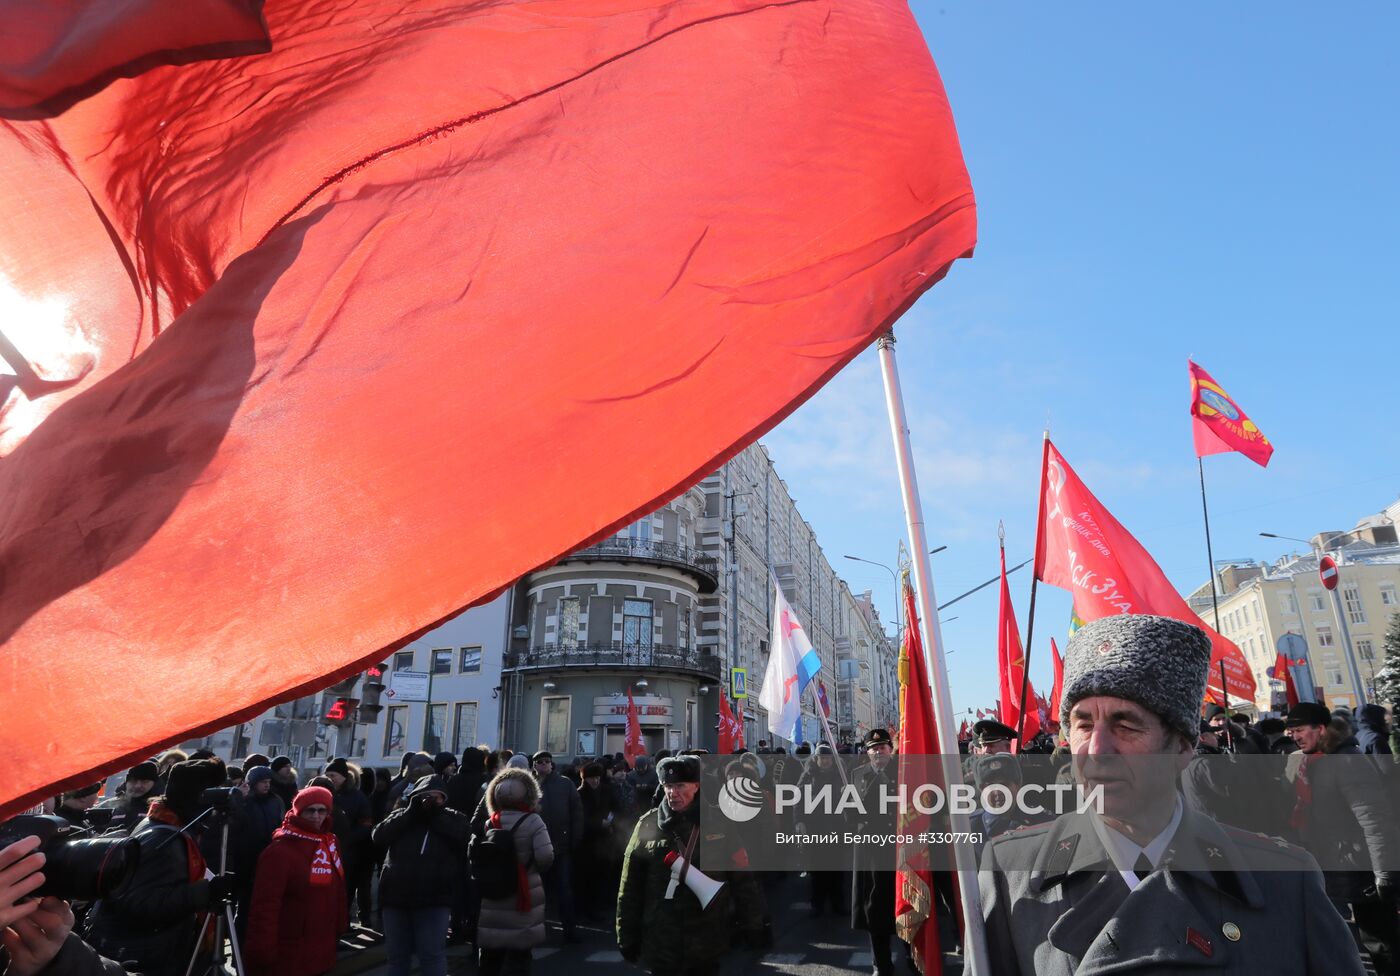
[{"left": 731, "top": 667, "right": 748, "bottom": 699}]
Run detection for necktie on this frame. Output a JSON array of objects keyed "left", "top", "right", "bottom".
[{"left": 1133, "top": 852, "right": 1153, "bottom": 882}]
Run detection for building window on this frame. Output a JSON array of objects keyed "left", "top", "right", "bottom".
[
  {"left": 627, "top": 519, "right": 652, "bottom": 543},
  {"left": 1327, "top": 669, "right": 1344, "bottom": 686},
  {"left": 383, "top": 705, "right": 408, "bottom": 755},
  {"left": 1357, "top": 639, "right": 1375, "bottom": 662},
  {"left": 1381, "top": 584, "right": 1398, "bottom": 607},
  {"left": 623, "top": 599, "right": 653, "bottom": 650},
  {"left": 1251, "top": 603, "right": 1260, "bottom": 623},
  {"left": 431, "top": 648, "right": 452, "bottom": 675},
  {"left": 540, "top": 696, "right": 570, "bottom": 754},
  {"left": 460, "top": 646, "right": 482, "bottom": 673},
  {"left": 394, "top": 651, "right": 414, "bottom": 671},
  {"left": 1309, "top": 590, "right": 1326, "bottom": 613},
  {"left": 453, "top": 702, "right": 479, "bottom": 752},
  {"left": 680, "top": 607, "right": 691, "bottom": 648},
  {"left": 559, "top": 597, "right": 581, "bottom": 646},
  {"left": 1315, "top": 624, "right": 1335, "bottom": 648},
  {"left": 426, "top": 703, "right": 446, "bottom": 752},
  {"left": 1280, "top": 592, "right": 1298, "bottom": 615},
  {"left": 348, "top": 736, "right": 366, "bottom": 759},
  {"left": 1343, "top": 584, "right": 1366, "bottom": 625}
]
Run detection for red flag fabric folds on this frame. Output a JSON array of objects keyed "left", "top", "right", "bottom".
[
  {"left": 0, "top": 0, "right": 974, "bottom": 815},
  {"left": 0, "top": 0, "right": 270, "bottom": 118},
  {"left": 1034, "top": 440, "right": 1256, "bottom": 706},
  {"left": 624, "top": 689, "right": 646, "bottom": 770},
  {"left": 718, "top": 690, "right": 736, "bottom": 755},
  {"left": 895, "top": 583, "right": 945, "bottom": 976},
  {"left": 1189, "top": 361, "right": 1274, "bottom": 467},
  {"left": 1049, "top": 637, "right": 1064, "bottom": 733},
  {"left": 996, "top": 547, "right": 1039, "bottom": 748}
]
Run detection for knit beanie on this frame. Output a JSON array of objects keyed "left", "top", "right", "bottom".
[
  {"left": 1059, "top": 614, "right": 1211, "bottom": 742},
  {"left": 292, "top": 785, "right": 334, "bottom": 817},
  {"left": 247, "top": 765, "right": 275, "bottom": 787}
]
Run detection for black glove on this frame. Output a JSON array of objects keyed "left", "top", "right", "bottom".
[
  {"left": 410, "top": 794, "right": 440, "bottom": 819},
  {"left": 206, "top": 874, "right": 236, "bottom": 906}
]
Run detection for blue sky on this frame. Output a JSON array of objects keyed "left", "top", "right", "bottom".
[{"left": 761, "top": 2, "right": 1400, "bottom": 716}]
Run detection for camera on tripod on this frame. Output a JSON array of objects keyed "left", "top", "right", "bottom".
[{"left": 0, "top": 815, "right": 140, "bottom": 901}]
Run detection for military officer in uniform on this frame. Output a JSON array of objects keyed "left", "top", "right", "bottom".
[
  {"left": 970, "top": 719, "right": 1018, "bottom": 756},
  {"left": 980, "top": 614, "right": 1365, "bottom": 975},
  {"left": 849, "top": 728, "right": 914, "bottom": 976}
]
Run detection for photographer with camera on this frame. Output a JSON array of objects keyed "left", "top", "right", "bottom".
[
  {"left": 85, "top": 759, "right": 234, "bottom": 976},
  {"left": 1, "top": 836, "right": 125, "bottom": 976},
  {"left": 95, "top": 765, "right": 159, "bottom": 836}
]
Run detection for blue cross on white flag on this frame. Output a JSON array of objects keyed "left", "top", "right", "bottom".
[{"left": 760, "top": 583, "right": 823, "bottom": 740}]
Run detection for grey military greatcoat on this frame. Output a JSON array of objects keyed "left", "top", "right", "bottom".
[{"left": 979, "top": 803, "right": 1365, "bottom": 975}]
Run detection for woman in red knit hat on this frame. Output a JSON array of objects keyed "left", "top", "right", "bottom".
[{"left": 245, "top": 785, "right": 347, "bottom": 976}]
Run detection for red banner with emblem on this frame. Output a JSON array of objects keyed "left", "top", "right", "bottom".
[
  {"left": 1189, "top": 361, "right": 1274, "bottom": 467},
  {"left": 1034, "top": 440, "right": 1255, "bottom": 704}
]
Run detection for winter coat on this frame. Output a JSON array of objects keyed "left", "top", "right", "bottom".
[
  {"left": 1290, "top": 750, "right": 1399, "bottom": 902},
  {"left": 95, "top": 791, "right": 153, "bottom": 835},
  {"left": 371, "top": 799, "right": 470, "bottom": 909},
  {"left": 9, "top": 933, "right": 126, "bottom": 976},
  {"left": 849, "top": 759, "right": 897, "bottom": 935},
  {"left": 1357, "top": 704, "right": 1393, "bottom": 756},
  {"left": 475, "top": 810, "right": 553, "bottom": 950},
  {"left": 234, "top": 790, "right": 285, "bottom": 880},
  {"left": 330, "top": 783, "right": 372, "bottom": 872},
  {"left": 85, "top": 817, "right": 213, "bottom": 976},
  {"left": 535, "top": 772, "right": 583, "bottom": 853},
  {"left": 245, "top": 818, "right": 347, "bottom": 976},
  {"left": 616, "top": 798, "right": 767, "bottom": 972}
]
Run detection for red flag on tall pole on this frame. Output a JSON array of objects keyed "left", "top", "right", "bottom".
[
  {"left": 718, "top": 690, "right": 735, "bottom": 755},
  {"left": 1271, "top": 653, "right": 1302, "bottom": 709},
  {"left": 997, "top": 547, "right": 1040, "bottom": 749},
  {"left": 1034, "top": 440, "right": 1255, "bottom": 704},
  {"left": 1049, "top": 637, "right": 1065, "bottom": 729},
  {"left": 624, "top": 689, "right": 646, "bottom": 770},
  {"left": 895, "top": 582, "right": 945, "bottom": 976},
  {"left": 0, "top": 0, "right": 976, "bottom": 815},
  {"left": 1189, "top": 361, "right": 1274, "bottom": 468}
]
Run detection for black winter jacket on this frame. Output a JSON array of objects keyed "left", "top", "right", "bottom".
[
  {"left": 85, "top": 820, "right": 212, "bottom": 976},
  {"left": 371, "top": 805, "right": 470, "bottom": 908}
]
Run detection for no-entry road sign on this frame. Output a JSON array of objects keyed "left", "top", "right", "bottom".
[{"left": 1318, "top": 555, "right": 1339, "bottom": 591}]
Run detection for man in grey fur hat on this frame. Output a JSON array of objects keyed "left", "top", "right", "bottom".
[{"left": 980, "top": 613, "right": 1365, "bottom": 975}]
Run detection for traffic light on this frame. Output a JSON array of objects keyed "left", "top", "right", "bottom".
[
  {"left": 358, "top": 662, "right": 388, "bottom": 723},
  {"left": 321, "top": 694, "right": 358, "bottom": 727}
]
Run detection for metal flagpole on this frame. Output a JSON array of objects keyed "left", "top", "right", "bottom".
[
  {"left": 1015, "top": 434, "right": 1048, "bottom": 746},
  {"left": 1197, "top": 458, "right": 1233, "bottom": 748},
  {"left": 876, "top": 331, "right": 989, "bottom": 975}
]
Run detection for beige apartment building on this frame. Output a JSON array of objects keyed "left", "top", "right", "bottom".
[{"left": 1188, "top": 499, "right": 1400, "bottom": 713}]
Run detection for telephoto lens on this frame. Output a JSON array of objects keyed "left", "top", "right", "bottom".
[{"left": 0, "top": 815, "right": 140, "bottom": 901}]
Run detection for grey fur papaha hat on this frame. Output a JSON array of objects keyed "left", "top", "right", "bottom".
[{"left": 1059, "top": 614, "right": 1211, "bottom": 741}]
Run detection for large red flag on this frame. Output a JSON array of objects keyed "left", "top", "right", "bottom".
[
  {"left": 1189, "top": 361, "right": 1273, "bottom": 468},
  {"left": 895, "top": 583, "right": 945, "bottom": 976},
  {"left": 0, "top": 0, "right": 975, "bottom": 815},
  {"left": 624, "top": 689, "right": 646, "bottom": 770},
  {"left": 1049, "top": 637, "right": 1065, "bottom": 731},
  {"left": 717, "top": 690, "right": 735, "bottom": 755},
  {"left": 1034, "top": 440, "right": 1255, "bottom": 705},
  {"left": 997, "top": 547, "right": 1040, "bottom": 748}
]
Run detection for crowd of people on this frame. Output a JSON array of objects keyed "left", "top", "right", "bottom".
[{"left": 4, "top": 617, "right": 1399, "bottom": 976}]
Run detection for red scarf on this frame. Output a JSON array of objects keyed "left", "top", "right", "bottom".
[
  {"left": 274, "top": 813, "right": 344, "bottom": 886},
  {"left": 490, "top": 811, "right": 532, "bottom": 912}
]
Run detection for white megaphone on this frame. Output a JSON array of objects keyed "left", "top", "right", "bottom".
[{"left": 663, "top": 851, "right": 724, "bottom": 910}]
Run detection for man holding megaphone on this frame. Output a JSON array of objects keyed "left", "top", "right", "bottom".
[{"left": 616, "top": 756, "right": 770, "bottom": 975}]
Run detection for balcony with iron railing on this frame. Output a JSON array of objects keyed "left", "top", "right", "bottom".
[
  {"left": 503, "top": 641, "right": 723, "bottom": 679},
  {"left": 561, "top": 537, "right": 720, "bottom": 593}
]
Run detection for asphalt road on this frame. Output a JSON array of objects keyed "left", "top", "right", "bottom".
[{"left": 331, "top": 872, "right": 964, "bottom": 976}]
